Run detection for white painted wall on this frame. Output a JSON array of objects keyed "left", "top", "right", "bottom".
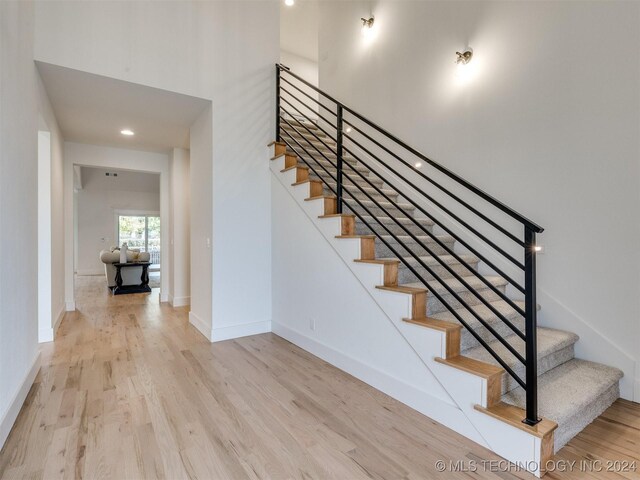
[
  {"left": 189, "top": 107, "right": 213, "bottom": 338},
  {"left": 64, "top": 142, "right": 169, "bottom": 302},
  {"left": 0, "top": 0, "right": 41, "bottom": 449},
  {"left": 316, "top": 1, "right": 640, "bottom": 400},
  {"left": 75, "top": 167, "right": 160, "bottom": 275},
  {"left": 35, "top": 1, "right": 279, "bottom": 338},
  {"left": 169, "top": 148, "right": 191, "bottom": 307},
  {"left": 37, "top": 72, "right": 68, "bottom": 343},
  {"left": 280, "top": 50, "right": 319, "bottom": 119}
]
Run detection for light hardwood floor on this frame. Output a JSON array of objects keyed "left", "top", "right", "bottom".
[{"left": 0, "top": 275, "right": 638, "bottom": 479}]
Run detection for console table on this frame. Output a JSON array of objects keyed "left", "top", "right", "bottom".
[{"left": 112, "top": 262, "right": 152, "bottom": 295}]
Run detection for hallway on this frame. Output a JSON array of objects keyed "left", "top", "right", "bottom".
[{"left": 0, "top": 276, "right": 637, "bottom": 479}]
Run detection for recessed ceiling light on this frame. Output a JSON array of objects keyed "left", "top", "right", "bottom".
[
  {"left": 284, "top": 0, "right": 294, "bottom": 6},
  {"left": 120, "top": 129, "right": 134, "bottom": 136}
]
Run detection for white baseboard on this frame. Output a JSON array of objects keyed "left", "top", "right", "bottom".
[
  {"left": 189, "top": 311, "right": 212, "bottom": 341},
  {"left": 634, "top": 374, "right": 640, "bottom": 404},
  {"left": 169, "top": 295, "right": 190, "bottom": 307},
  {"left": 65, "top": 301, "right": 76, "bottom": 312},
  {"left": 0, "top": 352, "right": 40, "bottom": 450},
  {"left": 272, "top": 322, "right": 475, "bottom": 437},
  {"left": 212, "top": 320, "right": 272, "bottom": 342},
  {"left": 75, "top": 269, "right": 103, "bottom": 276},
  {"left": 160, "top": 292, "right": 169, "bottom": 303},
  {"left": 38, "top": 305, "right": 66, "bottom": 343}
]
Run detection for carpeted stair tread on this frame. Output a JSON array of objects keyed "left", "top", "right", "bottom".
[
  {"left": 501, "top": 358, "right": 623, "bottom": 449},
  {"left": 357, "top": 215, "right": 434, "bottom": 228},
  {"left": 463, "top": 328, "right": 579, "bottom": 393},
  {"left": 381, "top": 234, "right": 456, "bottom": 246},
  {"left": 403, "top": 274, "right": 507, "bottom": 296},
  {"left": 378, "top": 253, "right": 479, "bottom": 269}
]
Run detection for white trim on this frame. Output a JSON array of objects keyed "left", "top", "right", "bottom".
[
  {"left": 272, "top": 322, "right": 478, "bottom": 438},
  {"left": 212, "top": 320, "right": 272, "bottom": 342},
  {"left": 634, "top": 369, "right": 640, "bottom": 403},
  {"left": 65, "top": 301, "right": 76, "bottom": 312},
  {"left": 54, "top": 305, "right": 65, "bottom": 333},
  {"left": 0, "top": 353, "right": 40, "bottom": 450},
  {"left": 75, "top": 269, "right": 104, "bottom": 276},
  {"left": 169, "top": 295, "right": 190, "bottom": 307},
  {"left": 189, "top": 311, "right": 211, "bottom": 341},
  {"left": 38, "top": 306, "right": 65, "bottom": 343}
]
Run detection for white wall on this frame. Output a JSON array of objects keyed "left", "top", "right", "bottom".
[
  {"left": 317, "top": 1, "right": 640, "bottom": 398},
  {"left": 37, "top": 72, "right": 66, "bottom": 342},
  {"left": 75, "top": 167, "right": 160, "bottom": 275},
  {"left": 0, "top": 0, "right": 41, "bottom": 449},
  {"left": 169, "top": 148, "right": 191, "bottom": 307},
  {"left": 64, "top": 142, "right": 169, "bottom": 303},
  {"left": 189, "top": 107, "right": 212, "bottom": 338},
  {"left": 280, "top": 50, "right": 319, "bottom": 120},
  {"left": 35, "top": 0, "right": 279, "bottom": 339}
]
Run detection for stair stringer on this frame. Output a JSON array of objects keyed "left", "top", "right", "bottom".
[{"left": 270, "top": 150, "right": 551, "bottom": 477}]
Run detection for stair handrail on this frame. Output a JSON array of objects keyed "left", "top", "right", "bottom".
[{"left": 275, "top": 63, "right": 543, "bottom": 426}]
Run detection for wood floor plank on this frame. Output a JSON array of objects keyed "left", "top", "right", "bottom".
[{"left": 0, "top": 275, "right": 638, "bottom": 479}]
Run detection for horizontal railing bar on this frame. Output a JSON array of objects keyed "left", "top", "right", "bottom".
[
  {"left": 342, "top": 138, "right": 525, "bottom": 271},
  {"left": 278, "top": 63, "right": 543, "bottom": 233},
  {"left": 343, "top": 144, "right": 527, "bottom": 301},
  {"left": 280, "top": 126, "right": 527, "bottom": 388},
  {"left": 279, "top": 76, "right": 337, "bottom": 118},
  {"left": 339, "top": 159, "right": 527, "bottom": 340},
  {"left": 344, "top": 122, "right": 526, "bottom": 248}
]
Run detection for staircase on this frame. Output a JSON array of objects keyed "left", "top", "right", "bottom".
[{"left": 270, "top": 65, "right": 623, "bottom": 476}]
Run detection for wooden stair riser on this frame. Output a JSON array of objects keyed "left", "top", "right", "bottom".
[
  {"left": 411, "top": 292, "right": 427, "bottom": 320},
  {"left": 284, "top": 153, "right": 298, "bottom": 169},
  {"left": 304, "top": 196, "right": 336, "bottom": 215},
  {"left": 341, "top": 216, "right": 355, "bottom": 236},
  {"left": 273, "top": 143, "right": 287, "bottom": 156}
]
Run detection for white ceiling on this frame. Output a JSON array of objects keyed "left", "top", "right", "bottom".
[
  {"left": 281, "top": 0, "right": 319, "bottom": 62},
  {"left": 36, "top": 62, "right": 211, "bottom": 153}
]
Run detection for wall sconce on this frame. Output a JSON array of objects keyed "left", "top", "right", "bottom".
[
  {"left": 361, "top": 16, "right": 374, "bottom": 35},
  {"left": 455, "top": 49, "right": 473, "bottom": 66}
]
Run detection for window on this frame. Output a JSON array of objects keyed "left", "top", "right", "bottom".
[{"left": 117, "top": 214, "right": 161, "bottom": 266}]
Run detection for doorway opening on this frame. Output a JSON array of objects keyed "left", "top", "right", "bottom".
[{"left": 117, "top": 213, "right": 161, "bottom": 270}]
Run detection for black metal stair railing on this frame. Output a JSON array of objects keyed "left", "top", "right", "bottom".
[{"left": 274, "top": 64, "right": 544, "bottom": 426}]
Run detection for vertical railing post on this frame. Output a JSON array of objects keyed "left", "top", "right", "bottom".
[
  {"left": 523, "top": 226, "right": 539, "bottom": 425},
  {"left": 336, "top": 105, "right": 344, "bottom": 214},
  {"left": 275, "top": 64, "right": 281, "bottom": 142}
]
